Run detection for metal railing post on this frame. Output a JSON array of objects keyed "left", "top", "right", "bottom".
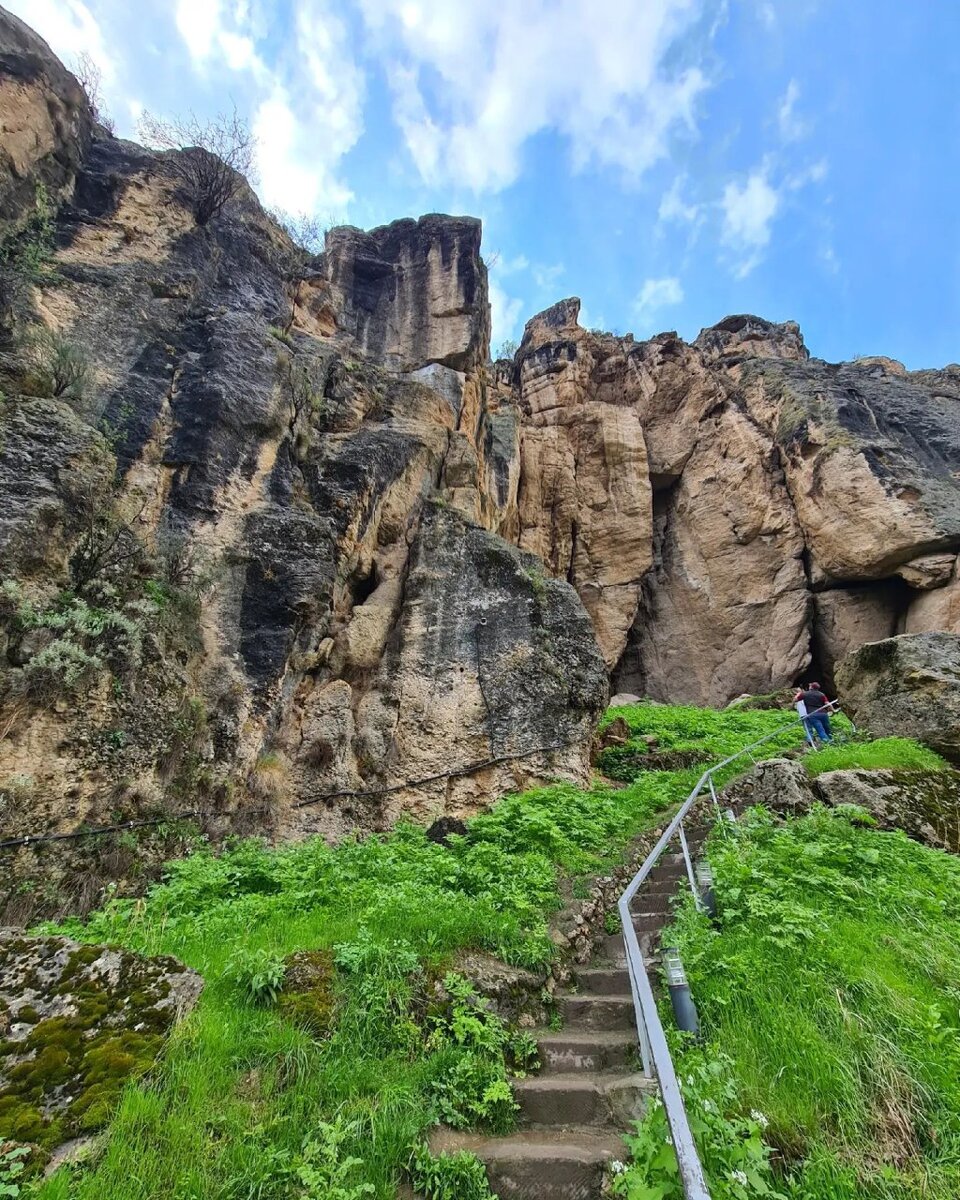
[{"left": 677, "top": 822, "right": 700, "bottom": 909}]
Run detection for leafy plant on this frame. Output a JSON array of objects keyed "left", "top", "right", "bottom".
[
  {"left": 225, "top": 948, "right": 287, "bottom": 1005},
  {"left": 0, "top": 1145, "right": 29, "bottom": 1198},
  {"left": 614, "top": 1051, "right": 785, "bottom": 1200},
  {"left": 408, "top": 1144, "right": 494, "bottom": 1200},
  {"left": 294, "top": 1120, "right": 374, "bottom": 1199}
]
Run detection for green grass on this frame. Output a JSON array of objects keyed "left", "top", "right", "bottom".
[
  {"left": 21, "top": 752, "right": 723, "bottom": 1199},
  {"left": 599, "top": 700, "right": 837, "bottom": 783},
  {"left": 803, "top": 736, "right": 948, "bottom": 777},
  {"left": 653, "top": 804, "right": 960, "bottom": 1199},
  {"left": 13, "top": 701, "right": 922, "bottom": 1200}
]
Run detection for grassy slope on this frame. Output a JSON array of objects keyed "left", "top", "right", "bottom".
[
  {"left": 21, "top": 703, "right": 806, "bottom": 1200},
  {"left": 803, "top": 736, "right": 948, "bottom": 776},
  {"left": 15, "top": 702, "right": 954, "bottom": 1200},
  {"left": 662, "top": 804, "right": 960, "bottom": 1199}
]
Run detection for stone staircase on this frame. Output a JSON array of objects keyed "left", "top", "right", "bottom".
[{"left": 431, "top": 829, "right": 708, "bottom": 1199}]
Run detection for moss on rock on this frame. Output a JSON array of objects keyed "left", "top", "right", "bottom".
[{"left": 0, "top": 933, "right": 201, "bottom": 1153}]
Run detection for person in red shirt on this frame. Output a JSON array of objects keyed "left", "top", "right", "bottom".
[{"left": 795, "top": 682, "right": 833, "bottom": 743}]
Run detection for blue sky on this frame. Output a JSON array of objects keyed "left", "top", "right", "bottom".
[{"left": 15, "top": 0, "right": 960, "bottom": 368}]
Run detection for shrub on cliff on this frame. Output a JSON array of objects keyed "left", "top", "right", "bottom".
[{"left": 137, "top": 109, "right": 257, "bottom": 225}]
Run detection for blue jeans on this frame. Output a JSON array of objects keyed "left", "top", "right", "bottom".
[{"left": 805, "top": 713, "right": 832, "bottom": 742}]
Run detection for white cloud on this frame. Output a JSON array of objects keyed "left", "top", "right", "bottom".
[
  {"left": 634, "top": 276, "right": 684, "bottom": 323},
  {"left": 786, "top": 158, "right": 828, "bottom": 189},
  {"left": 489, "top": 276, "right": 524, "bottom": 347},
  {"left": 357, "top": 0, "right": 712, "bottom": 192},
  {"left": 6, "top": 0, "right": 115, "bottom": 82},
  {"left": 658, "top": 175, "right": 700, "bottom": 224},
  {"left": 253, "top": 86, "right": 355, "bottom": 213},
  {"left": 533, "top": 263, "right": 564, "bottom": 291},
  {"left": 720, "top": 169, "right": 780, "bottom": 277},
  {"left": 777, "top": 79, "right": 808, "bottom": 142},
  {"left": 176, "top": 0, "right": 223, "bottom": 62}
]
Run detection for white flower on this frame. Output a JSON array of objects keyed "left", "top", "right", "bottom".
[
  {"left": 751, "top": 1109, "right": 769, "bottom": 1129},
  {"left": 610, "top": 1161, "right": 627, "bottom": 1175},
  {"left": 730, "top": 1170, "right": 749, "bottom": 1186}
]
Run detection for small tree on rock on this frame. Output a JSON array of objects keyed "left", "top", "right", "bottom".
[
  {"left": 137, "top": 108, "right": 257, "bottom": 225},
  {"left": 74, "top": 52, "right": 115, "bottom": 133}
]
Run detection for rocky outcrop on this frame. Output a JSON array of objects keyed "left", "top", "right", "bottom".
[
  {"left": 0, "top": 13, "right": 605, "bottom": 900},
  {"left": 4, "top": 9, "right": 960, "bottom": 912},
  {"left": 814, "top": 768, "right": 960, "bottom": 853},
  {"left": 836, "top": 633, "right": 960, "bottom": 763},
  {"left": 515, "top": 300, "right": 652, "bottom": 666},
  {"left": 0, "top": 7, "right": 90, "bottom": 227},
  {"left": 323, "top": 215, "right": 489, "bottom": 374},
  {"left": 726, "top": 754, "right": 960, "bottom": 854},
  {"left": 0, "top": 931, "right": 201, "bottom": 1152},
  {"left": 509, "top": 307, "right": 960, "bottom": 701},
  {"left": 284, "top": 504, "right": 607, "bottom": 838}
]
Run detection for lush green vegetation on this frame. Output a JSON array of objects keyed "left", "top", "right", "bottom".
[
  {"left": 12, "top": 704, "right": 809, "bottom": 1198},
  {"left": 20, "top": 768, "right": 701, "bottom": 1199},
  {"left": 803, "top": 736, "right": 948, "bottom": 777},
  {"left": 637, "top": 803, "right": 960, "bottom": 1199},
  {"left": 598, "top": 701, "right": 824, "bottom": 784},
  {"left": 9, "top": 700, "right": 951, "bottom": 1200}
]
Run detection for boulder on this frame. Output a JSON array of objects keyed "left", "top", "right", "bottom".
[
  {"left": 0, "top": 931, "right": 201, "bottom": 1152},
  {"left": 836, "top": 633, "right": 960, "bottom": 763},
  {"left": 724, "top": 757, "right": 812, "bottom": 815},
  {"left": 814, "top": 768, "right": 960, "bottom": 853}
]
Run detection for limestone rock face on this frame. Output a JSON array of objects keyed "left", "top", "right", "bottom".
[
  {"left": 812, "top": 585, "right": 904, "bottom": 692},
  {"left": 739, "top": 357, "right": 960, "bottom": 582},
  {"left": 288, "top": 504, "right": 607, "bottom": 840},
  {"left": 323, "top": 215, "right": 489, "bottom": 373},
  {"left": 515, "top": 300, "right": 653, "bottom": 666},
  {"left": 618, "top": 404, "right": 808, "bottom": 705},
  {"left": 0, "top": 931, "right": 201, "bottom": 1151},
  {"left": 0, "top": 8, "right": 90, "bottom": 227},
  {"left": 836, "top": 633, "right": 960, "bottom": 763}
]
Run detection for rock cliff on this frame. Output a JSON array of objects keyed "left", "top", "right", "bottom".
[{"left": 2, "top": 9, "right": 960, "bottom": 913}]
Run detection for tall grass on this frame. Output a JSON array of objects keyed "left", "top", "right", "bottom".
[
  {"left": 662, "top": 805, "right": 960, "bottom": 1199},
  {"left": 804, "top": 736, "right": 948, "bottom": 777}
]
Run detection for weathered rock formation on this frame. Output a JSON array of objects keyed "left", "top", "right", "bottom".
[
  {"left": 0, "top": 931, "right": 201, "bottom": 1152},
  {"left": 3, "top": 9, "right": 960, "bottom": 911},
  {"left": 0, "top": 7, "right": 605, "bottom": 908},
  {"left": 836, "top": 632, "right": 960, "bottom": 764},
  {"left": 728, "top": 754, "right": 960, "bottom": 854}
]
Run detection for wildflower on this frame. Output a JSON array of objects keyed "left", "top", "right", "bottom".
[
  {"left": 750, "top": 1109, "right": 769, "bottom": 1129},
  {"left": 610, "top": 1161, "right": 627, "bottom": 1175},
  {"left": 730, "top": 1170, "right": 749, "bottom": 1186}
]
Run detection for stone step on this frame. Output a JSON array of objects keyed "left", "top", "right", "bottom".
[
  {"left": 629, "top": 891, "right": 679, "bottom": 917},
  {"left": 430, "top": 1125, "right": 626, "bottom": 1200},
  {"left": 558, "top": 994, "right": 635, "bottom": 1031},
  {"left": 535, "top": 1029, "right": 639, "bottom": 1073},
  {"left": 575, "top": 967, "right": 630, "bottom": 994},
  {"left": 599, "top": 929, "right": 659, "bottom": 964},
  {"left": 514, "top": 1071, "right": 657, "bottom": 1128}
]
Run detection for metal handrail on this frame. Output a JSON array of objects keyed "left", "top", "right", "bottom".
[{"left": 616, "top": 702, "right": 842, "bottom": 1200}]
